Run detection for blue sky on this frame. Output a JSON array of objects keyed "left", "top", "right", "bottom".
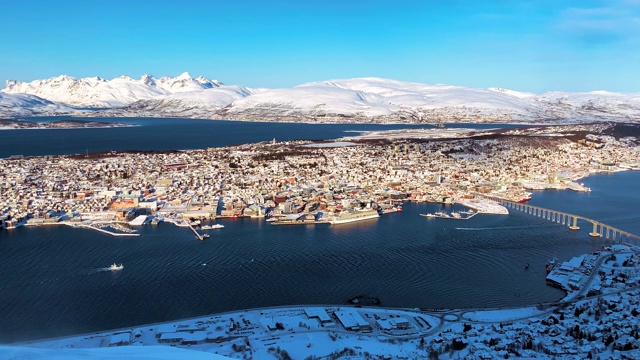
[{"left": 1, "top": 0, "right": 639, "bottom": 93}]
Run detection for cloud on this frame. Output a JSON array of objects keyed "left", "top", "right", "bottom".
[{"left": 555, "top": 1, "right": 640, "bottom": 45}]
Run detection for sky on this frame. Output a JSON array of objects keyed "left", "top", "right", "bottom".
[{"left": 1, "top": 0, "right": 639, "bottom": 93}]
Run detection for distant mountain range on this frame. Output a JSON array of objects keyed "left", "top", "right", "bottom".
[{"left": 2, "top": 73, "right": 640, "bottom": 123}]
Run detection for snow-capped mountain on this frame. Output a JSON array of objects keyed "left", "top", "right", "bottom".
[
  {"left": 119, "top": 85, "right": 257, "bottom": 118},
  {"left": 0, "top": 92, "right": 75, "bottom": 117},
  {"left": 218, "top": 78, "right": 640, "bottom": 123},
  {"left": 2, "top": 72, "right": 225, "bottom": 108},
  {"left": 218, "top": 78, "right": 537, "bottom": 122},
  {"left": 3, "top": 74, "right": 640, "bottom": 123}
]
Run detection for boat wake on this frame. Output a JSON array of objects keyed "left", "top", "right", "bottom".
[{"left": 455, "top": 225, "right": 551, "bottom": 231}]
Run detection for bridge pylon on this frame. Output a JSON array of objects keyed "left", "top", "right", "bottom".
[{"left": 569, "top": 216, "right": 580, "bottom": 231}]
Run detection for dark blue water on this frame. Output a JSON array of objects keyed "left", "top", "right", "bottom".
[
  {"left": 0, "top": 117, "right": 525, "bottom": 158},
  {"left": 527, "top": 171, "right": 640, "bottom": 237},
  {"left": 1, "top": 172, "right": 638, "bottom": 343}
]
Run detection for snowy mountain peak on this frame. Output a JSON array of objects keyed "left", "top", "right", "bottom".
[
  {"left": 2, "top": 73, "right": 229, "bottom": 108},
  {"left": 116, "top": 75, "right": 134, "bottom": 81},
  {"left": 488, "top": 87, "right": 536, "bottom": 98},
  {"left": 176, "top": 72, "right": 192, "bottom": 80},
  {"left": 140, "top": 74, "right": 156, "bottom": 86},
  {"left": 52, "top": 74, "right": 75, "bottom": 82}
]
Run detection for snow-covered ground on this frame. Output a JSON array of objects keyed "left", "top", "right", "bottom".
[
  {"left": 0, "top": 92, "right": 75, "bottom": 117},
  {"left": 4, "top": 74, "right": 640, "bottom": 123}
]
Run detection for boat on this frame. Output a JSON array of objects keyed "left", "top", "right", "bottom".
[
  {"left": 396, "top": 206, "right": 403, "bottom": 213},
  {"left": 150, "top": 218, "right": 161, "bottom": 225},
  {"left": 202, "top": 234, "right": 210, "bottom": 238},
  {"left": 190, "top": 220, "right": 201, "bottom": 226},
  {"left": 330, "top": 209, "right": 379, "bottom": 225},
  {"left": 109, "top": 263, "right": 124, "bottom": 271},
  {"left": 420, "top": 213, "right": 436, "bottom": 218},
  {"left": 201, "top": 225, "right": 212, "bottom": 230},
  {"left": 519, "top": 193, "right": 532, "bottom": 203},
  {"left": 546, "top": 258, "right": 558, "bottom": 274},
  {"left": 265, "top": 217, "right": 279, "bottom": 222},
  {"left": 211, "top": 224, "right": 225, "bottom": 229}
]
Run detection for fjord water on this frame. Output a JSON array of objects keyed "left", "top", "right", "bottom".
[
  {"left": 0, "top": 117, "right": 524, "bottom": 158},
  {"left": 1, "top": 172, "right": 639, "bottom": 343}
]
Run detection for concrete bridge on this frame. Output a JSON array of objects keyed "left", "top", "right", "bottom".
[{"left": 484, "top": 196, "right": 640, "bottom": 244}]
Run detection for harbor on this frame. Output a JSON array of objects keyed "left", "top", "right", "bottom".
[{"left": 1, "top": 172, "right": 639, "bottom": 344}]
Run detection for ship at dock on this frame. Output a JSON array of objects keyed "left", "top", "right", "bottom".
[
  {"left": 330, "top": 209, "right": 379, "bottom": 225},
  {"left": 420, "top": 210, "right": 476, "bottom": 220}
]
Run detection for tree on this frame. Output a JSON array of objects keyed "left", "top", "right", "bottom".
[{"left": 605, "top": 334, "right": 614, "bottom": 347}]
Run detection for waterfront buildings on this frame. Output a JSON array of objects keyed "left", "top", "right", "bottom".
[{"left": 1, "top": 123, "right": 638, "bottom": 228}]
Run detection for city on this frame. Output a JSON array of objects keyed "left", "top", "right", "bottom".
[{"left": 2, "top": 123, "right": 637, "bottom": 233}]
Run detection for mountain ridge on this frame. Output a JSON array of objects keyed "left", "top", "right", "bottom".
[{"left": 2, "top": 74, "right": 640, "bottom": 123}]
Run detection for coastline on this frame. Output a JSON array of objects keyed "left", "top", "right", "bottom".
[{"left": 15, "top": 240, "right": 640, "bottom": 359}]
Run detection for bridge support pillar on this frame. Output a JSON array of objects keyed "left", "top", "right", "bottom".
[
  {"left": 569, "top": 216, "right": 580, "bottom": 230},
  {"left": 589, "top": 223, "right": 601, "bottom": 237}
]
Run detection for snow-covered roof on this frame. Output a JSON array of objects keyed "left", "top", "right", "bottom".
[
  {"left": 334, "top": 309, "right": 369, "bottom": 329},
  {"left": 108, "top": 332, "right": 130, "bottom": 346},
  {"left": 304, "top": 308, "right": 331, "bottom": 322},
  {"left": 181, "top": 331, "right": 207, "bottom": 342}
]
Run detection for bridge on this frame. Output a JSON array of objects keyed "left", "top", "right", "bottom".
[{"left": 482, "top": 196, "right": 640, "bottom": 244}]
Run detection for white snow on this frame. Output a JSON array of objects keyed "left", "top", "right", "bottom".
[
  {"left": 2, "top": 73, "right": 228, "bottom": 108},
  {"left": 0, "top": 92, "right": 74, "bottom": 117},
  {"left": 224, "top": 77, "right": 535, "bottom": 117},
  {"left": 3, "top": 74, "right": 640, "bottom": 122},
  {"left": 461, "top": 307, "right": 546, "bottom": 322}
]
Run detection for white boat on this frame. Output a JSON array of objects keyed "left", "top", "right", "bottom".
[
  {"left": 211, "top": 224, "right": 225, "bottom": 229},
  {"left": 330, "top": 209, "right": 379, "bottom": 225},
  {"left": 201, "top": 225, "right": 212, "bottom": 230},
  {"left": 109, "top": 263, "right": 123, "bottom": 271},
  {"left": 420, "top": 213, "right": 436, "bottom": 218},
  {"left": 265, "top": 217, "right": 278, "bottom": 222}
]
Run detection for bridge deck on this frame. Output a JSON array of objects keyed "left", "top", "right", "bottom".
[{"left": 482, "top": 195, "right": 640, "bottom": 240}]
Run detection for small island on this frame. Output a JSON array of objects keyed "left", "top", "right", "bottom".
[{"left": 0, "top": 119, "right": 132, "bottom": 130}]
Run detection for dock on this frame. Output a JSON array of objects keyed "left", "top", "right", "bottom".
[
  {"left": 73, "top": 224, "right": 140, "bottom": 237},
  {"left": 188, "top": 223, "right": 207, "bottom": 240}
]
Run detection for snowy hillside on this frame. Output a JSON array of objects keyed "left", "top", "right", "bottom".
[
  {"left": 3, "top": 74, "right": 640, "bottom": 123},
  {"left": 218, "top": 78, "right": 537, "bottom": 122},
  {"left": 120, "top": 85, "right": 256, "bottom": 118},
  {"left": 0, "top": 92, "right": 74, "bottom": 117}
]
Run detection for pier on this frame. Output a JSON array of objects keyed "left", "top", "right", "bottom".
[
  {"left": 73, "top": 223, "right": 140, "bottom": 237},
  {"left": 188, "top": 223, "right": 207, "bottom": 240},
  {"left": 484, "top": 196, "right": 640, "bottom": 244}
]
